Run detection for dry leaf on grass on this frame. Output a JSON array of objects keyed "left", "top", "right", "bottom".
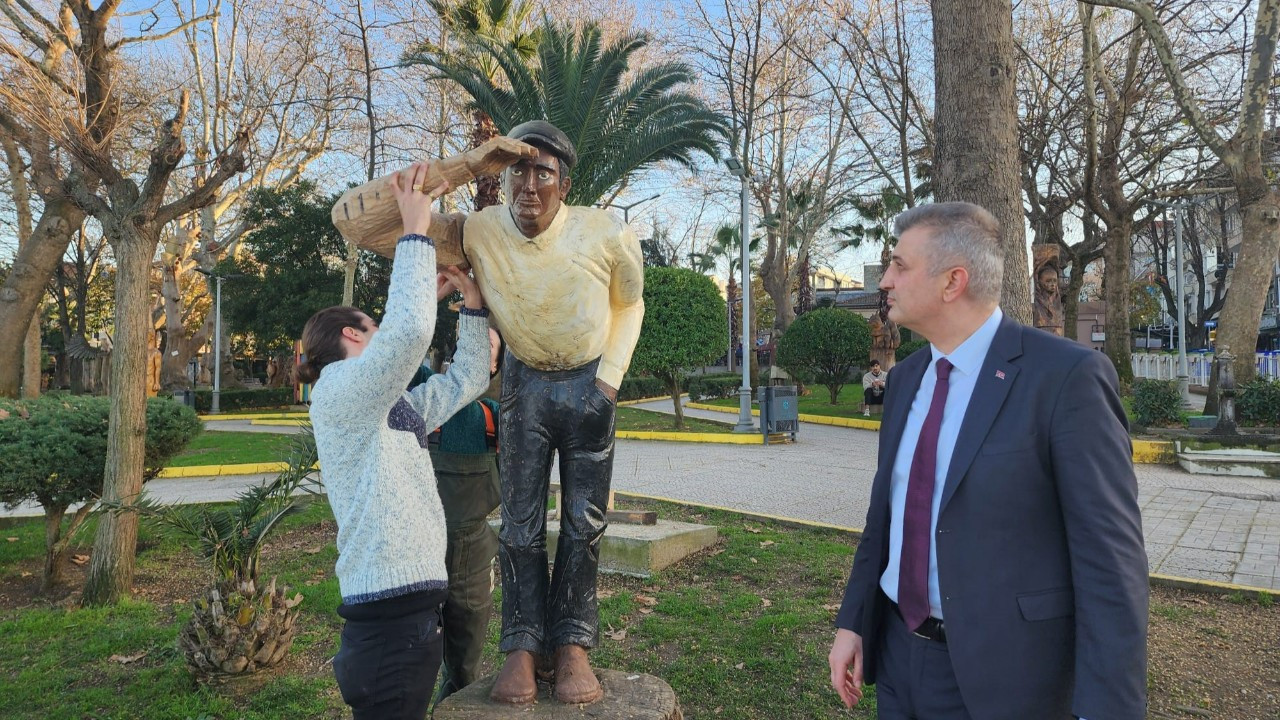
[
  {"left": 822, "top": 603, "right": 841, "bottom": 611},
  {"left": 70, "top": 554, "right": 89, "bottom": 565},
  {"left": 639, "top": 608, "right": 653, "bottom": 615},
  {"left": 5, "top": 537, "right": 18, "bottom": 542},
  {"left": 597, "top": 589, "right": 616, "bottom": 599},
  {"left": 109, "top": 651, "right": 148, "bottom": 664},
  {"left": 749, "top": 557, "right": 758, "bottom": 564},
  {"left": 759, "top": 540, "right": 775, "bottom": 548},
  {"left": 635, "top": 594, "right": 658, "bottom": 607},
  {"left": 604, "top": 628, "right": 627, "bottom": 641},
  {"left": 761, "top": 598, "right": 772, "bottom": 608},
  {"left": 0, "top": 409, "right": 9, "bottom": 420},
  {"left": 305, "top": 546, "right": 324, "bottom": 554},
  {"left": 743, "top": 525, "right": 762, "bottom": 534},
  {"left": 734, "top": 662, "right": 745, "bottom": 669}
]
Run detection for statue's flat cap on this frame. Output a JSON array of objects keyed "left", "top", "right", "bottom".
[{"left": 506, "top": 120, "right": 577, "bottom": 169}]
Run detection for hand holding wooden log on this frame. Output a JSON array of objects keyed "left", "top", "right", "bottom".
[{"left": 331, "top": 136, "right": 539, "bottom": 263}]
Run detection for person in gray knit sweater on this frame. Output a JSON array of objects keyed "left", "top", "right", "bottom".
[{"left": 295, "top": 162, "right": 492, "bottom": 720}]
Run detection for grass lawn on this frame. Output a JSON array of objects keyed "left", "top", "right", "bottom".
[
  {"left": 1, "top": 499, "right": 1277, "bottom": 718},
  {"left": 616, "top": 406, "right": 737, "bottom": 433},
  {"left": 700, "top": 384, "right": 882, "bottom": 420},
  {"left": 168, "top": 430, "right": 297, "bottom": 467}
]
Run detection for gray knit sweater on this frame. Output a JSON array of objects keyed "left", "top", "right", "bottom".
[{"left": 308, "top": 236, "right": 491, "bottom": 604}]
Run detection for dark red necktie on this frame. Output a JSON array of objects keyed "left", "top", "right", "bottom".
[{"left": 898, "top": 357, "right": 953, "bottom": 631}]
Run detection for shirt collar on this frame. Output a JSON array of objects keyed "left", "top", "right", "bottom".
[{"left": 929, "top": 306, "right": 1003, "bottom": 377}]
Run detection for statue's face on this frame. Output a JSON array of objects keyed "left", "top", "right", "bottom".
[
  {"left": 504, "top": 147, "right": 571, "bottom": 237},
  {"left": 1038, "top": 269, "right": 1059, "bottom": 295}
]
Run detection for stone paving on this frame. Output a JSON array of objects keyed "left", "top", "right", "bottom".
[{"left": 3, "top": 399, "right": 1278, "bottom": 591}]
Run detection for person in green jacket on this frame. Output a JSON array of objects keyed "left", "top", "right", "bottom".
[{"left": 411, "top": 328, "right": 503, "bottom": 702}]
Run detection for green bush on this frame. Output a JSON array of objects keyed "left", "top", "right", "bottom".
[
  {"left": 1132, "top": 379, "right": 1182, "bottom": 427},
  {"left": 896, "top": 338, "right": 929, "bottom": 361},
  {"left": 1237, "top": 379, "right": 1280, "bottom": 426},
  {"left": 194, "top": 387, "right": 294, "bottom": 412},
  {"left": 619, "top": 376, "right": 668, "bottom": 401},
  {"left": 0, "top": 395, "right": 201, "bottom": 592},
  {"left": 687, "top": 373, "right": 742, "bottom": 401},
  {"left": 776, "top": 309, "right": 872, "bottom": 404}
]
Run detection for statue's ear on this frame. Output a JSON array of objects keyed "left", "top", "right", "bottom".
[{"left": 559, "top": 175, "right": 572, "bottom": 201}]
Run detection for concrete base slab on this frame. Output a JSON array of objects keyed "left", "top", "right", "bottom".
[
  {"left": 1177, "top": 448, "right": 1280, "bottom": 478},
  {"left": 491, "top": 519, "right": 718, "bottom": 578},
  {"left": 435, "top": 668, "right": 681, "bottom": 719}
]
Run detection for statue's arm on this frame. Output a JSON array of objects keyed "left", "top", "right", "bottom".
[
  {"left": 428, "top": 212, "right": 469, "bottom": 269},
  {"left": 597, "top": 224, "right": 646, "bottom": 390}
]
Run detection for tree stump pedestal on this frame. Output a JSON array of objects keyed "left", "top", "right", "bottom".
[{"left": 434, "top": 669, "right": 682, "bottom": 719}]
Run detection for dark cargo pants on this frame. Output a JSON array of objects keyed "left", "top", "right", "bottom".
[
  {"left": 429, "top": 449, "right": 501, "bottom": 701},
  {"left": 497, "top": 352, "right": 615, "bottom": 655}
]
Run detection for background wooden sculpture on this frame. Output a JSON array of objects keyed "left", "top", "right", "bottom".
[
  {"left": 1032, "top": 244, "right": 1064, "bottom": 336},
  {"left": 331, "top": 137, "right": 539, "bottom": 264}
]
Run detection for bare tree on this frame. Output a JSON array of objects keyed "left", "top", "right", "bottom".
[
  {"left": 1084, "top": 0, "right": 1280, "bottom": 382},
  {"left": 0, "top": 0, "right": 248, "bottom": 605}
]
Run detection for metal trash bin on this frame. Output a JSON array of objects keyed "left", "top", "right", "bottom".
[
  {"left": 757, "top": 385, "right": 798, "bottom": 444},
  {"left": 173, "top": 389, "right": 195, "bottom": 409}
]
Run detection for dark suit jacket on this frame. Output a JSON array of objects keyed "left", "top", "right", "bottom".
[{"left": 836, "top": 316, "right": 1148, "bottom": 720}]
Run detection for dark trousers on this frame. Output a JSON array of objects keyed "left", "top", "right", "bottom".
[
  {"left": 333, "top": 589, "right": 447, "bottom": 720},
  {"left": 864, "top": 387, "right": 885, "bottom": 406},
  {"left": 430, "top": 450, "right": 501, "bottom": 701},
  {"left": 875, "top": 603, "right": 972, "bottom": 720},
  {"left": 497, "top": 352, "right": 616, "bottom": 655}
]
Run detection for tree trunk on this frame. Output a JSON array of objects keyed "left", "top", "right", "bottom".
[
  {"left": 41, "top": 505, "right": 67, "bottom": 594},
  {"left": 23, "top": 314, "right": 41, "bottom": 398},
  {"left": 931, "top": 0, "right": 1030, "bottom": 322},
  {"left": 762, "top": 259, "right": 794, "bottom": 333},
  {"left": 1063, "top": 257, "right": 1085, "bottom": 341},
  {"left": 0, "top": 200, "right": 83, "bottom": 397},
  {"left": 1216, "top": 179, "right": 1280, "bottom": 382},
  {"left": 1102, "top": 219, "right": 1134, "bottom": 390},
  {"left": 83, "top": 228, "right": 155, "bottom": 606},
  {"left": 668, "top": 378, "right": 685, "bottom": 430}
]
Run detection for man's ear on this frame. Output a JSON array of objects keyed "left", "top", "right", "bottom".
[{"left": 941, "top": 266, "right": 970, "bottom": 303}]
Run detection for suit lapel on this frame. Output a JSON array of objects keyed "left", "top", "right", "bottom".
[{"left": 939, "top": 316, "right": 1024, "bottom": 514}]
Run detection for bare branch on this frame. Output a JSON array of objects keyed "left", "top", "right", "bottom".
[
  {"left": 139, "top": 91, "right": 192, "bottom": 216},
  {"left": 158, "top": 131, "right": 248, "bottom": 225},
  {"left": 110, "top": 12, "right": 218, "bottom": 49}
]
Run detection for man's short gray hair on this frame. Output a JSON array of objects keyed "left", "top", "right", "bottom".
[{"left": 892, "top": 202, "right": 1004, "bottom": 304}]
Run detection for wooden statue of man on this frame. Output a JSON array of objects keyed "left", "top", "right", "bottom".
[
  {"left": 1033, "top": 263, "right": 1065, "bottom": 336},
  {"left": 425, "top": 121, "right": 645, "bottom": 706}
]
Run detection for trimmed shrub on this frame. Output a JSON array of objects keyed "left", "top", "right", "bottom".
[
  {"left": 619, "top": 376, "right": 667, "bottom": 401},
  {"left": 0, "top": 394, "right": 201, "bottom": 592},
  {"left": 194, "top": 387, "right": 294, "bottom": 412},
  {"left": 686, "top": 373, "right": 742, "bottom": 401},
  {"left": 1132, "top": 379, "right": 1181, "bottom": 427},
  {"left": 896, "top": 338, "right": 929, "bottom": 361},
  {"left": 776, "top": 309, "right": 872, "bottom": 404},
  {"left": 1237, "top": 379, "right": 1280, "bottom": 427}
]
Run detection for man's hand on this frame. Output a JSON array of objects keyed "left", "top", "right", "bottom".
[
  {"left": 595, "top": 378, "right": 617, "bottom": 402},
  {"left": 828, "top": 628, "right": 864, "bottom": 709}
]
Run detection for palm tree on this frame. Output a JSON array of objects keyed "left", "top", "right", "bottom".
[
  {"left": 412, "top": 19, "right": 727, "bottom": 207},
  {"left": 691, "top": 224, "right": 760, "bottom": 372},
  {"left": 406, "top": 0, "right": 541, "bottom": 210}
]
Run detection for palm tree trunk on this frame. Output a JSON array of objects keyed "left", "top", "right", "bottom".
[{"left": 473, "top": 110, "right": 501, "bottom": 210}]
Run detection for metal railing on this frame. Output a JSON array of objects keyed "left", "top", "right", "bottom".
[{"left": 1131, "top": 351, "right": 1280, "bottom": 384}]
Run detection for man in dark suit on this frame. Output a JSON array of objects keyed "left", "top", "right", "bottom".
[{"left": 828, "top": 202, "right": 1148, "bottom": 720}]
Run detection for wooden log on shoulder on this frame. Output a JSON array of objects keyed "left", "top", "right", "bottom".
[
  {"left": 435, "top": 669, "right": 682, "bottom": 719},
  {"left": 330, "top": 137, "right": 538, "bottom": 263}
]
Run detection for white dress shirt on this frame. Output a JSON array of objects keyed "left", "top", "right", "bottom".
[{"left": 880, "top": 307, "right": 1003, "bottom": 620}]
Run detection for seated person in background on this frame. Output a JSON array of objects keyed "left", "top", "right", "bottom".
[{"left": 861, "top": 360, "right": 886, "bottom": 417}]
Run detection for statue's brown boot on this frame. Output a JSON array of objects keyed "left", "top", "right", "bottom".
[
  {"left": 553, "top": 644, "right": 603, "bottom": 705},
  {"left": 490, "top": 650, "right": 537, "bottom": 705}
]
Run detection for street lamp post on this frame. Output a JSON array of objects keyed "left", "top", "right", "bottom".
[
  {"left": 606, "top": 193, "right": 662, "bottom": 224},
  {"left": 725, "top": 157, "right": 755, "bottom": 433},
  {"left": 1147, "top": 199, "right": 1197, "bottom": 408},
  {"left": 194, "top": 268, "right": 240, "bottom": 414}
]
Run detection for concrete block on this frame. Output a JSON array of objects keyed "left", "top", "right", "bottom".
[{"left": 491, "top": 519, "right": 719, "bottom": 578}]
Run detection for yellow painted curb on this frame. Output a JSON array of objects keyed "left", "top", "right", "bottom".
[
  {"left": 1132, "top": 440, "right": 1176, "bottom": 464},
  {"left": 158, "top": 462, "right": 296, "bottom": 478},
  {"left": 685, "top": 402, "right": 883, "bottom": 430},
  {"left": 249, "top": 418, "right": 312, "bottom": 426},
  {"left": 618, "top": 394, "right": 685, "bottom": 407},
  {"left": 617, "top": 430, "right": 789, "bottom": 444},
  {"left": 199, "top": 412, "right": 309, "bottom": 421},
  {"left": 617, "top": 494, "right": 1280, "bottom": 598},
  {"left": 1149, "top": 573, "right": 1280, "bottom": 598}
]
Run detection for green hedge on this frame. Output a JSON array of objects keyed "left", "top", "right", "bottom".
[
  {"left": 896, "top": 339, "right": 929, "bottom": 361},
  {"left": 1238, "top": 379, "right": 1280, "bottom": 426},
  {"left": 618, "top": 376, "right": 668, "bottom": 401},
  {"left": 194, "top": 387, "right": 294, "bottom": 412},
  {"left": 686, "top": 373, "right": 742, "bottom": 401},
  {"left": 1132, "top": 379, "right": 1182, "bottom": 427}
]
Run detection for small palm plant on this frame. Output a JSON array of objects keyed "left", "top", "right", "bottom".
[{"left": 110, "top": 425, "right": 321, "bottom": 680}]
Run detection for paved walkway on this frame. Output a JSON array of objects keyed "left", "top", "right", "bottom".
[{"left": 4, "top": 400, "right": 1278, "bottom": 591}]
